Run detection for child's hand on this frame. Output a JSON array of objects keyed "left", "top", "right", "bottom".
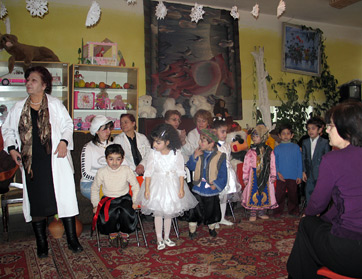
[
  {"left": 296, "top": 178, "right": 302, "bottom": 185},
  {"left": 180, "top": 130, "right": 186, "bottom": 145},
  {"left": 302, "top": 172, "right": 307, "bottom": 182},
  {"left": 278, "top": 172, "right": 286, "bottom": 182},
  {"left": 194, "top": 148, "right": 202, "bottom": 159},
  {"left": 132, "top": 204, "right": 139, "bottom": 210},
  {"left": 178, "top": 188, "right": 185, "bottom": 199},
  {"left": 135, "top": 164, "right": 145, "bottom": 175},
  {"left": 144, "top": 190, "right": 150, "bottom": 200},
  {"left": 210, "top": 184, "right": 216, "bottom": 190},
  {"left": 93, "top": 207, "right": 97, "bottom": 214}
]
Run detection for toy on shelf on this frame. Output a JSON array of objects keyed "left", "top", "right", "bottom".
[
  {"left": 83, "top": 41, "right": 117, "bottom": 66},
  {"left": 95, "top": 89, "right": 110, "bottom": 109},
  {"left": 138, "top": 95, "right": 157, "bottom": 118},
  {"left": 112, "top": 95, "right": 126, "bottom": 110}
]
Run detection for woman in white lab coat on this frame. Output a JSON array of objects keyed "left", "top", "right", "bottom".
[{"left": 1, "top": 66, "right": 82, "bottom": 258}]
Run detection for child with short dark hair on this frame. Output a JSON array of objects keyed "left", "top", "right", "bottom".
[
  {"left": 302, "top": 117, "right": 330, "bottom": 203},
  {"left": 273, "top": 123, "right": 303, "bottom": 217},
  {"left": 91, "top": 144, "right": 140, "bottom": 248},
  {"left": 186, "top": 128, "right": 228, "bottom": 238},
  {"left": 136, "top": 124, "right": 198, "bottom": 250},
  {"left": 213, "top": 117, "right": 241, "bottom": 226}
]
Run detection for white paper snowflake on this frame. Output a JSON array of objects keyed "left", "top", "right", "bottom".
[
  {"left": 126, "top": 0, "right": 136, "bottom": 5},
  {"left": 277, "top": 0, "right": 286, "bottom": 18},
  {"left": 251, "top": 4, "right": 259, "bottom": 19},
  {"left": 230, "top": 6, "right": 239, "bottom": 20},
  {"left": 0, "top": 1, "right": 7, "bottom": 19},
  {"left": 190, "top": 3, "right": 205, "bottom": 23},
  {"left": 86, "top": 1, "right": 101, "bottom": 27},
  {"left": 26, "top": 0, "right": 48, "bottom": 18},
  {"left": 155, "top": 1, "right": 167, "bottom": 20}
]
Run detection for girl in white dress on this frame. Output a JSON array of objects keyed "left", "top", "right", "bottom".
[{"left": 136, "top": 124, "right": 198, "bottom": 250}]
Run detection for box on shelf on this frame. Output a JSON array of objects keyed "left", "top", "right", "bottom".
[
  {"left": 83, "top": 42, "right": 118, "bottom": 66},
  {"left": 74, "top": 91, "right": 95, "bottom": 109}
]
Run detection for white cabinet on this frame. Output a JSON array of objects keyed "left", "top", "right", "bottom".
[
  {"left": 69, "top": 64, "right": 138, "bottom": 132},
  {"left": 0, "top": 61, "right": 69, "bottom": 126}
]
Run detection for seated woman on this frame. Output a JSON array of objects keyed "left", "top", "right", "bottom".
[
  {"left": 287, "top": 101, "right": 362, "bottom": 279},
  {"left": 181, "top": 109, "right": 213, "bottom": 159},
  {"left": 114, "top": 113, "right": 151, "bottom": 175},
  {"left": 80, "top": 115, "right": 114, "bottom": 199},
  {"left": 164, "top": 110, "right": 186, "bottom": 144}
]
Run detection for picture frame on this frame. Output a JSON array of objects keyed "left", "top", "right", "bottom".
[
  {"left": 74, "top": 91, "right": 95, "bottom": 109},
  {"left": 282, "top": 23, "right": 321, "bottom": 76}
]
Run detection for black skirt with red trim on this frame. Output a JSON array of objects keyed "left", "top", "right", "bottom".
[{"left": 94, "top": 194, "right": 137, "bottom": 235}]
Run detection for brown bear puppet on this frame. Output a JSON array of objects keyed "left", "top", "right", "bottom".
[{"left": 0, "top": 33, "right": 60, "bottom": 73}]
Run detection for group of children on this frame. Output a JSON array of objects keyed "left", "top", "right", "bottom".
[{"left": 90, "top": 108, "right": 330, "bottom": 250}]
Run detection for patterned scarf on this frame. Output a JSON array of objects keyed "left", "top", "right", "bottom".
[{"left": 18, "top": 96, "right": 52, "bottom": 178}]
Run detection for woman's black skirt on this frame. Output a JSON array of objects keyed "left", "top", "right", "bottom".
[{"left": 96, "top": 194, "right": 137, "bottom": 234}]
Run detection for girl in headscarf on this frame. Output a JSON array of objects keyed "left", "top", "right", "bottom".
[{"left": 241, "top": 124, "right": 278, "bottom": 221}]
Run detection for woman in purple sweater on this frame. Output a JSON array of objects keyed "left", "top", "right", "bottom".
[{"left": 287, "top": 101, "right": 362, "bottom": 278}]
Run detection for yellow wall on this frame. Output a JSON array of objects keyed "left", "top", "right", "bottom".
[
  {"left": 0, "top": 2, "right": 146, "bottom": 94},
  {"left": 1, "top": 1, "right": 361, "bottom": 126}
]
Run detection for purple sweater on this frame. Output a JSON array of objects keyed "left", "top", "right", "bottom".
[{"left": 305, "top": 145, "right": 362, "bottom": 240}]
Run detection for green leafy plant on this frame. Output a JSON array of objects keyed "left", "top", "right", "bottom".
[{"left": 267, "top": 26, "right": 339, "bottom": 140}]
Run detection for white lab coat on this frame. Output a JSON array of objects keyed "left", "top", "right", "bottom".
[
  {"left": 1, "top": 94, "right": 79, "bottom": 222},
  {"left": 113, "top": 131, "right": 151, "bottom": 172}
]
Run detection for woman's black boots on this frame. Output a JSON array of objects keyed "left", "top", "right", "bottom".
[
  {"left": 32, "top": 219, "right": 48, "bottom": 258},
  {"left": 61, "top": 216, "right": 83, "bottom": 253}
]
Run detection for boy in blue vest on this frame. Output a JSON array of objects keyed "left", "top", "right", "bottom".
[{"left": 186, "top": 129, "right": 227, "bottom": 239}]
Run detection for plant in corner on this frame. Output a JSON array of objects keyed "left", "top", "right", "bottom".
[{"left": 267, "top": 26, "right": 339, "bottom": 140}]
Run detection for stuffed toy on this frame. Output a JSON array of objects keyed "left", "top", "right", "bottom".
[
  {"left": 95, "top": 90, "right": 110, "bottom": 109},
  {"left": 213, "top": 98, "right": 229, "bottom": 118},
  {"left": 162, "top": 98, "right": 185, "bottom": 117},
  {"left": 226, "top": 130, "right": 248, "bottom": 170},
  {"left": 189, "top": 95, "right": 213, "bottom": 117},
  {"left": 112, "top": 95, "right": 126, "bottom": 110},
  {"left": 0, "top": 33, "right": 60, "bottom": 73},
  {"left": 138, "top": 95, "right": 157, "bottom": 118}
]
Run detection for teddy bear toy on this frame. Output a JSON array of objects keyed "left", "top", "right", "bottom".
[
  {"left": 138, "top": 95, "right": 157, "bottom": 118},
  {"left": 189, "top": 95, "right": 213, "bottom": 117},
  {"left": 112, "top": 95, "right": 126, "bottom": 110},
  {"left": 0, "top": 33, "right": 60, "bottom": 73},
  {"left": 162, "top": 98, "right": 185, "bottom": 117},
  {"left": 213, "top": 98, "right": 229, "bottom": 118}
]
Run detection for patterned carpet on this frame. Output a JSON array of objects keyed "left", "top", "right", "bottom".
[{"left": 0, "top": 212, "right": 299, "bottom": 279}]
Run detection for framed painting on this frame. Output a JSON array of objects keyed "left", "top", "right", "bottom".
[
  {"left": 144, "top": 0, "right": 242, "bottom": 119},
  {"left": 282, "top": 23, "right": 321, "bottom": 76}
]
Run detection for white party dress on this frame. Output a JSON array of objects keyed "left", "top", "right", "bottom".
[{"left": 136, "top": 149, "right": 198, "bottom": 218}]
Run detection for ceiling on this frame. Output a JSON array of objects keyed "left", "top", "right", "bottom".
[{"left": 167, "top": 0, "right": 362, "bottom": 28}]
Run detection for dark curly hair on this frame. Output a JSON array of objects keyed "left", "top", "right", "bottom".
[
  {"left": 325, "top": 101, "right": 362, "bottom": 147},
  {"left": 306, "top": 116, "right": 325, "bottom": 129},
  {"left": 211, "top": 116, "right": 227, "bottom": 130},
  {"left": 25, "top": 66, "right": 53, "bottom": 94},
  {"left": 150, "top": 123, "right": 182, "bottom": 154},
  {"left": 105, "top": 144, "right": 125, "bottom": 158}
]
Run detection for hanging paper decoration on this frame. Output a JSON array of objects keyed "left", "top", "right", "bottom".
[
  {"left": 230, "top": 6, "right": 239, "bottom": 20},
  {"left": 277, "top": 0, "right": 286, "bottom": 18},
  {"left": 190, "top": 3, "right": 205, "bottom": 23},
  {"left": 0, "top": 1, "right": 7, "bottom": 19},
  {"left": 155, "top": 1, "right": 167, "bottom": 20},
  {"left": 251, "top": 4, "right": 259, "bottom": 19},
  {"left": 126, "top": 0, "right": 136, "bottom": 4},
  {"left": 26, "top": 0, "right": 48, "bottom": 18},
  {"left": 86, "top": 1, "right": 101, "bottom": 27}
]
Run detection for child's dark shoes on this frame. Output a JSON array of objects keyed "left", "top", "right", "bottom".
[
  {"left": 189, "top": 231, "right": 197, "bottom": 240},
  {"left": 209, "top": 229, "right": 217, "bottom": 237}
]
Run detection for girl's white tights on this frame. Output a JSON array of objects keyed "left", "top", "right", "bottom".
[
  {"left": 220, "top": 202, "right": 227, "bottom": 221},
  {"left": 155, "top": 216, "right": 172, "bottom": 242}
]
